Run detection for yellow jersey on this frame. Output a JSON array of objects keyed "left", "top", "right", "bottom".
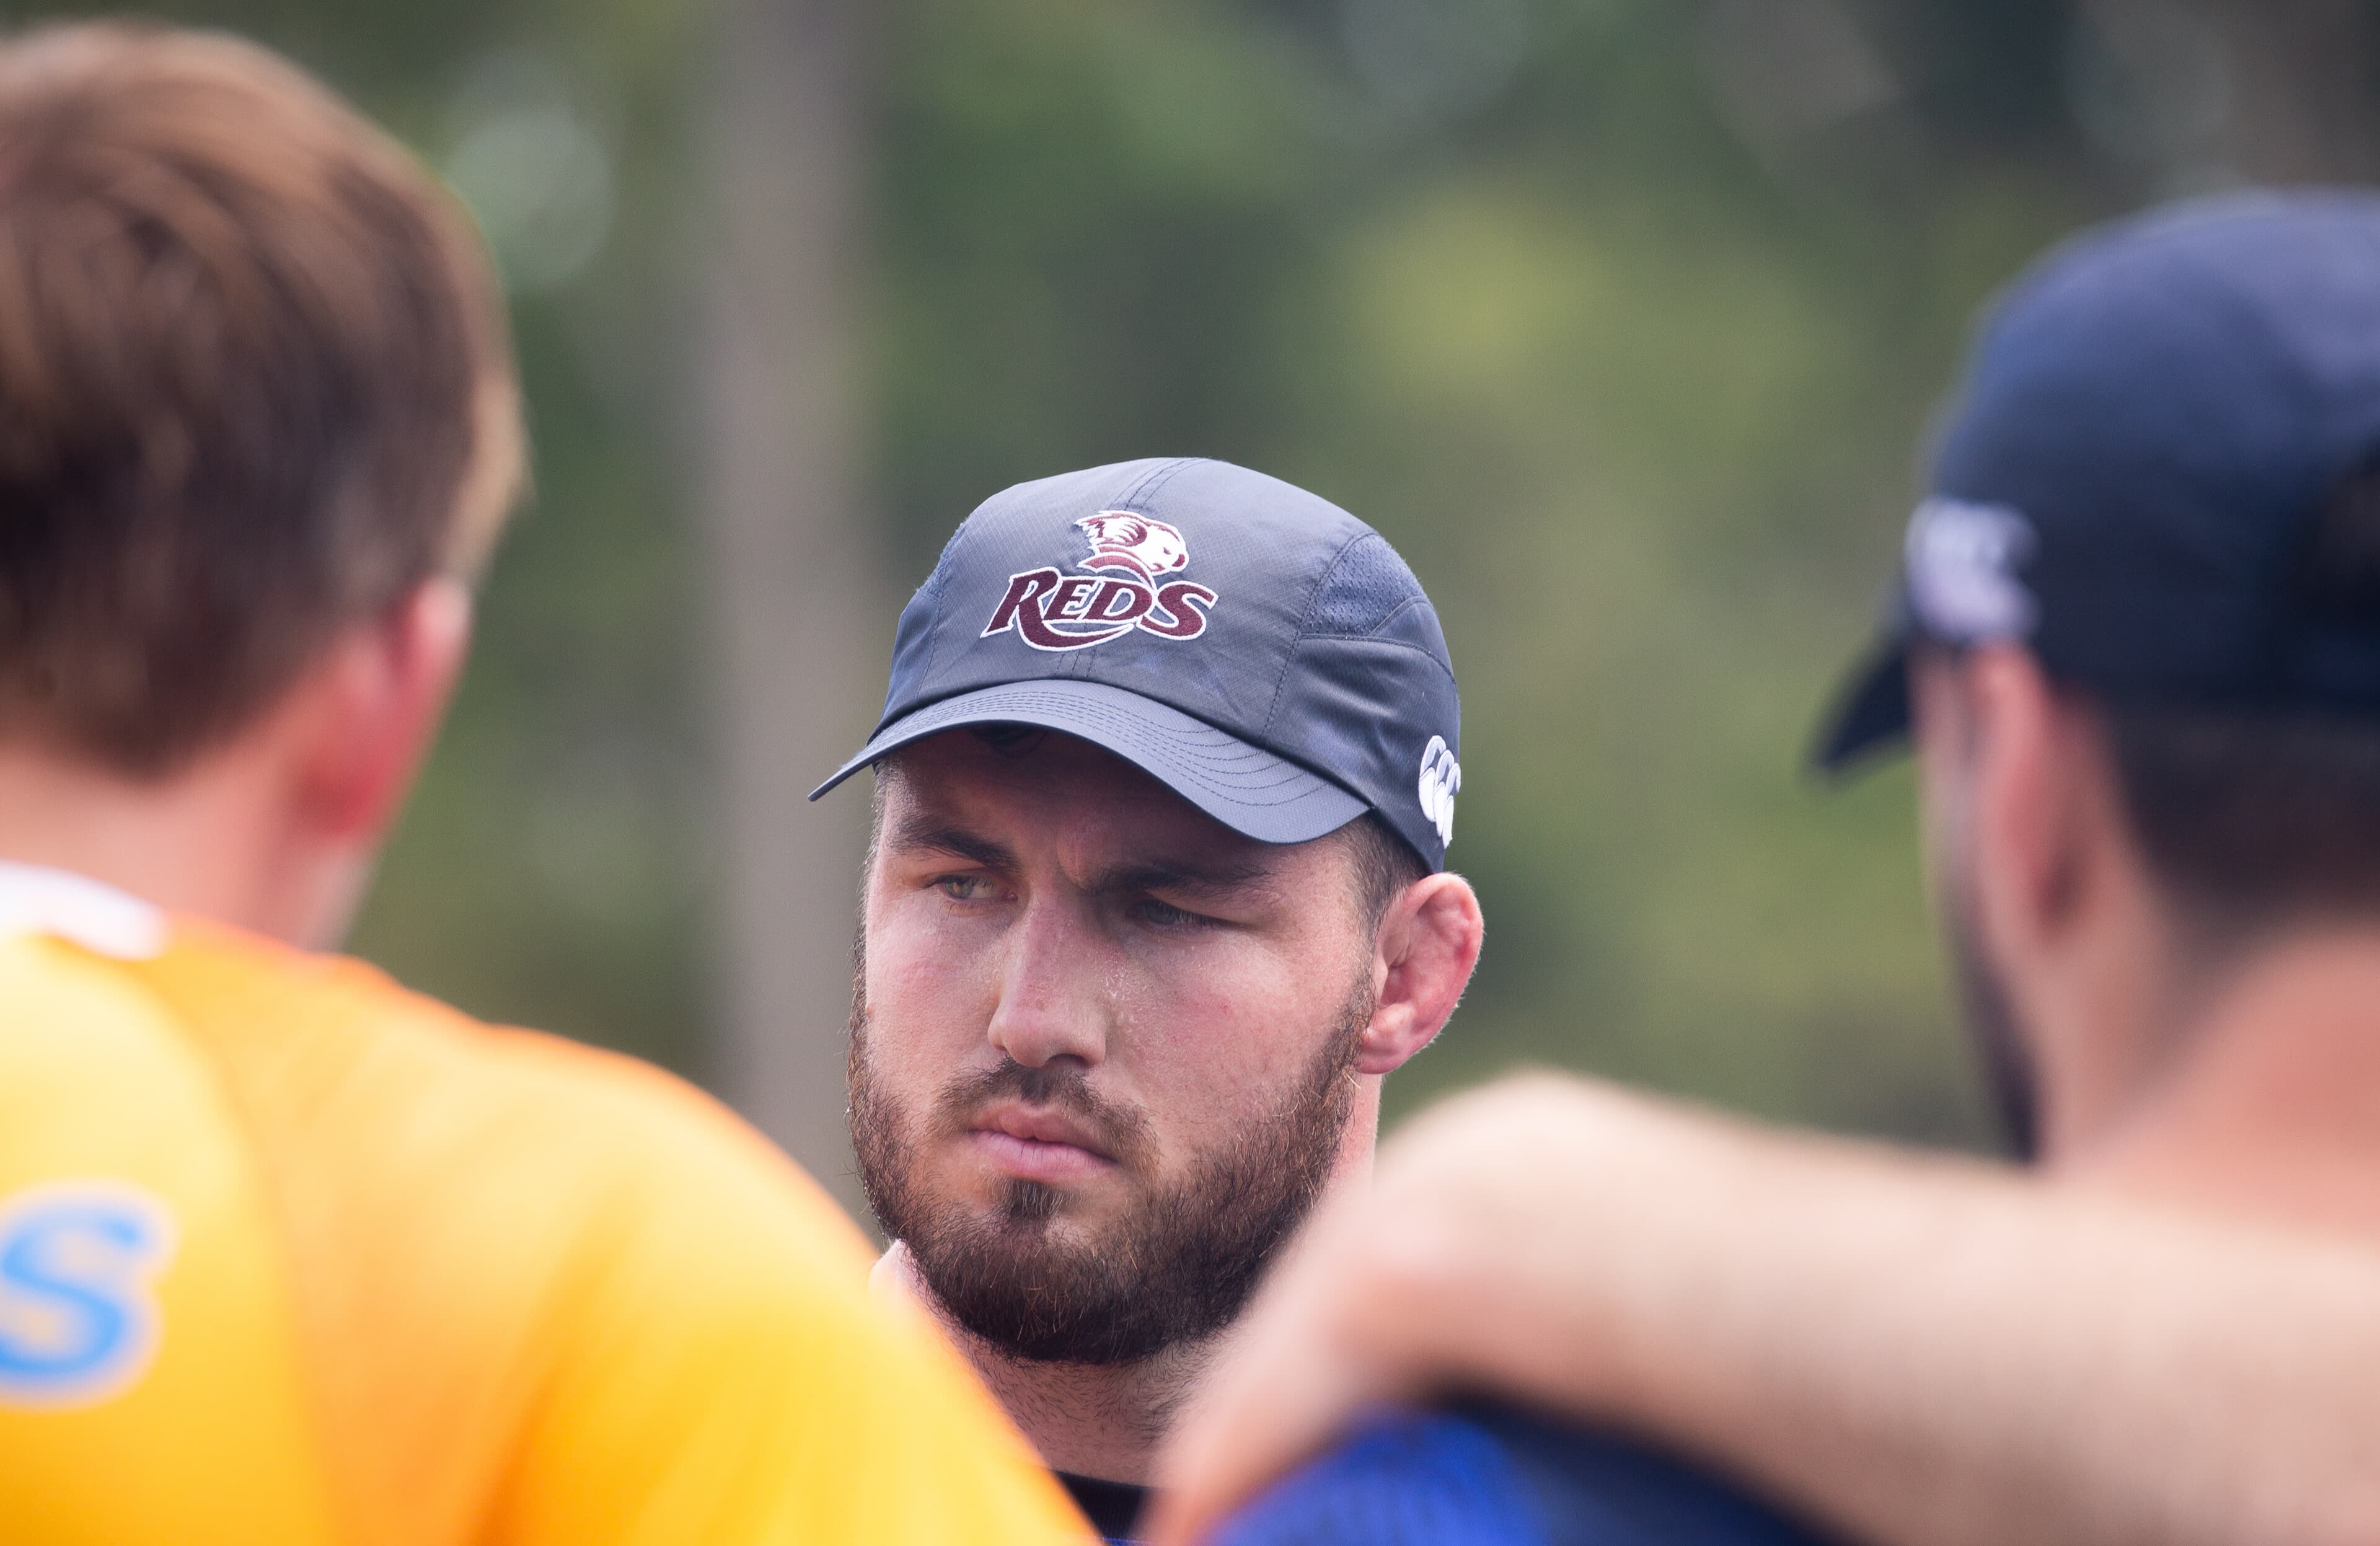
[{"left": 0, "top": 863, "right": 1090, "bottom": 1545}]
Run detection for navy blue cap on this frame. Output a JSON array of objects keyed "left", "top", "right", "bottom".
[
  {"left": 1817, "top": 191, "right": 2380, "bottom": 771},
  {"left": 811, "top": 457, "right": 1463, "bottom": 871}
]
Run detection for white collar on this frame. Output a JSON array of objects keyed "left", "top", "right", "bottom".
[{"left": 0, "top": 862, "right": 167, "bottom": 961}]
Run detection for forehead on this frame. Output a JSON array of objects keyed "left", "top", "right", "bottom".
[{"left": 878, "top": 728, "right": 1280, "bottom": 865}]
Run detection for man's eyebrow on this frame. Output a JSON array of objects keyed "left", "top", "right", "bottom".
[
  {"left": 886, "top": 812, "right": 1279, "bottom": 896},
  {"left": 888, "top": 817, "right": 1018, "bottom": 873},
  {"left": 1090, "top": 854, "right": 1279, "bottom": 899}
]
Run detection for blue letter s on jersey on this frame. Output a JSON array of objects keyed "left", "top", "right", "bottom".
[{"left": 0, "top": 1182, "right": 176, "bottom": 1407}]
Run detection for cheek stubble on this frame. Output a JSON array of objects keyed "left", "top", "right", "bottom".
[{"left": 1942, "top": 871, "right": 2042, "bottom": 1162}]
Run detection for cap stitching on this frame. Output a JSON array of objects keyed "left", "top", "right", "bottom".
[
  {"left": 840, "top": 682, "right": 1376, "bottom": 813},
  {"left": 1294, "top": 532, "right": 1408, "bottom": 636},
  {"left": 1301, "top": 632, "right": 1462, "bottom": 689},
  {"left": 1304, "top": 593, "right": 1429, "bottom": 641},
  {"left": 1117, "top": 456, "right": 1203, "bottom": 510},
  {"left": 912, "top": 515, "right": 983, "bottom": 696},
  {"left": 1261, "top": 530, "right": 1391, "bottom": 737}
]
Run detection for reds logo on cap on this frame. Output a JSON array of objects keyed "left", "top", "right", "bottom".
[{"left": 982, "top": 512, "right": 1220, "bottom": 652}]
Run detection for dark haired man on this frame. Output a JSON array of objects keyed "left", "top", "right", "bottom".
[
  {"left": 0, "top": 22, "right": 1086, "bottom": 1543},
  {"left": 808, "top": 457, "right": 1487, "bottom": 1540},
  {"left": 1158, "top": 193, "right": 2380, "bottom": 1546}
]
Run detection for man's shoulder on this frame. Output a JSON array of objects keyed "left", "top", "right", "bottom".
[
  {"left": 124, "top": 915, "right": 878, "bottom": 1316},
  {"left": 92, "top": 917, "right": 916, "bottom": 1532},
  {"left": 15, "top": 919, "right": 1088, "bottom": 1542},
  {"left": 1212, "top": 1406, "right": 1834, "bottom": 1546}
]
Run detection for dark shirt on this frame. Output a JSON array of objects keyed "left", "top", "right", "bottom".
[
  {"left": 1209, "top": 1404, "right": 1838, "bottom": 1546},
  {"left": 1059, "top": 1469, "right": 1150, "bottom": 1545}
]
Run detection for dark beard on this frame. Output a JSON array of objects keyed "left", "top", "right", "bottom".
[
  {"left": 848, "top": 971, "right": 1368, "bottom": 1366},
  {"left": 1943, "top": 876, "right": 2040, "bottom": 1162}
]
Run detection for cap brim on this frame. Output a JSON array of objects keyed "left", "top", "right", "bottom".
[
  {"left": 808, "top": 680, "right": 1370, "bottom": 845},
  {"left": 1810, "top": 640, "right": 1913, "bottom": 776}
]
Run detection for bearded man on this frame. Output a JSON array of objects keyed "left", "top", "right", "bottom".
[{"left": 808, "top": 458, "right": 1486, "bottom": 1540}]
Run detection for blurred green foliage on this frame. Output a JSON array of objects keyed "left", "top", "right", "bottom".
[{"left": 33, "top": 0, "right": 2204, "bottom": 1149}]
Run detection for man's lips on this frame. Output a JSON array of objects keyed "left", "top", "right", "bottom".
[{"left": 963, "top": 1103, "right": 1117, "bottom": 1184}]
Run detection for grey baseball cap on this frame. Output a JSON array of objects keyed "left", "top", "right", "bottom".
[{"left": 810, "top": 457, "right": 1463, "bottom": 870}]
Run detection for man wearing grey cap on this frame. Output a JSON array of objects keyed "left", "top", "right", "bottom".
[
  {"left": 1157, "top": 193, "right": 2380, "bottom": 1546},
  {"left": 809, "top": 457, "right": 1486, "bottom": 1540}
]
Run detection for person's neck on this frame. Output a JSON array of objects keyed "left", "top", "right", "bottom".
[
  {"left": 879, "top": 1245, "right": 1205, "bottom": 1485},
  {"left": 950, "top": 1317, "right": 1212, "bottom": 1485},
  {"left": 2058, "top": 929, "right": 2380, "bottom": 1242},
  {"left": 0, "top": 741, "right": 302, "bottom": 942}
]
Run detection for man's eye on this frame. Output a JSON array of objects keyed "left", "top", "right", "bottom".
[
  {"left": 935, "top": 875, "right": 995, "bottom": 901},
  {"left": 1132, "top": 898, "right": 1210, "bottom": 929}
]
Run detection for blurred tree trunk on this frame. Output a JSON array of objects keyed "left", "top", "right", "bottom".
[
  {"left": 694, "top": 0, "right": 879, "bottom": 1221},
  {"left": 2208, "top": 0, "right": 2380, "bottom": 182}
]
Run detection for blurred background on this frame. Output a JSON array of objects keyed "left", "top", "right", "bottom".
[{"left": 33, "top": 0, "right": 2375, "bottom": 1209}]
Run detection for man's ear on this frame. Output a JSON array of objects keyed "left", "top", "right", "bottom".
[
  {"left": 1356, "top": 872, "right": 1484, "bottom": 1076},
  {"left": 292, "top": 576, "right": 474, "bottom": 842},
  {"left": 1952, "top": 644, "right": 2108, "bottom": 975}
]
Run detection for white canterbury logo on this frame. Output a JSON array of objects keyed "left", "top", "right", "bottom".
[{"left": 1418, "top": 735, "right": 1461, "bottom": 849}]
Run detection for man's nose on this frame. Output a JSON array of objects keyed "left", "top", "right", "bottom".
[{"left": 984, "top": 899, "right": 1109, "bottom": 1070}]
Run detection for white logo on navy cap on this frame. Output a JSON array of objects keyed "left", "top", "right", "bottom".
[
  {"left": 1904, "top": 497, "right": 2037, "bottom": 642},
  {"left": 1418, "top": 735, "right": 1461, "bottom": 849},
  {"left": 982, "top": 511, "right": 1220, "bottom": 652}
]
